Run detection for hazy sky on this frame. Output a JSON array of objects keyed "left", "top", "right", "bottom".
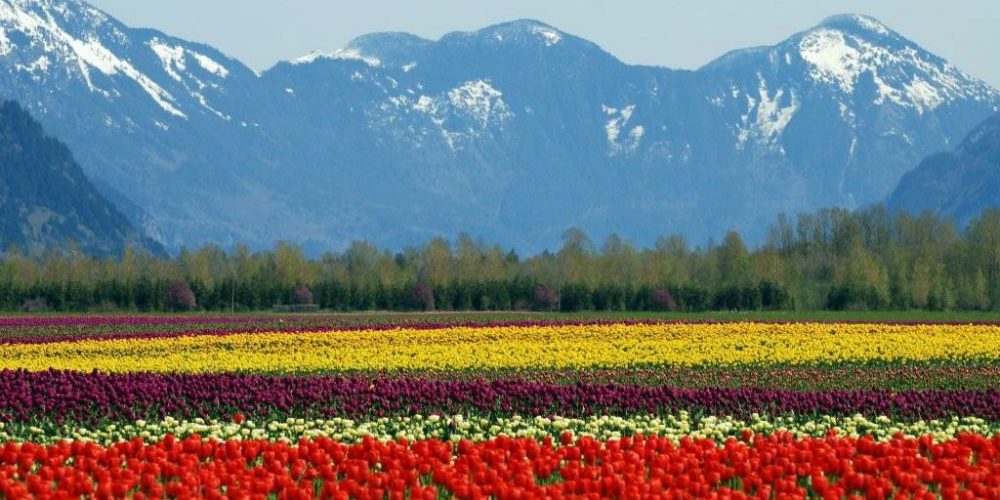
[{"left": 88, "top": 0, "right": 1000, "bottom": 87}]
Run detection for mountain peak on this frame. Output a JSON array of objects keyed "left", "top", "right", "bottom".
[
  {"left": 784, "top": 13, "right": 997, "bottom": 108},
  {"left": 489, "top": 19, "right": 560, "bottom": 31},
  {"left": 1, "top": 0, "right": 92, "bottom": 10},
  {"left": 0, "top": 0, "right": 108, "bottom": 27},
  {"left": 289, "top": 48, "right": 382, "bottom": 67},
  {"left": 462, "top": 19, "right": 567, "bottom": 47},
  {"left": 288, "top": 20, "right": 569, "bottom": 68},
  {"left": 343, "top": 32, "right": 432, "bottom": 68},
  {"left": 817, "top": 14, "right": 894, "bottom": 37},
  {"left": 0, "top": 0, "right": 248, "bottom": 119},
  {"left": 346, "top": 32, "right": 432, "bottom": 52}
]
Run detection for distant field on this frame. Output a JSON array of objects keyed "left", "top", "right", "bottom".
[
  {"left": 4, "top": 309, "right": 1000, "bottom": 323},
  {"left": 293, "top": 309, "right": 995, "bottom": 323}
]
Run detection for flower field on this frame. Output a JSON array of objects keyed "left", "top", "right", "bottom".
[{"left": 3, "top": 316, "right": 1000, "bottom": 498}]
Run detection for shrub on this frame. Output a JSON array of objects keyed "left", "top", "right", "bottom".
[
  {"left": 165, "top": 281, "right": 197, "bottom": 311},
  {"left": 290, "top": 284, "right": 314, "bottom": 305},
  {"left": 649, "top": 287, "right": 678, "bottom": 312},
  {"left": 408, "top": 283, "right": 436, "bottom": 311},
  {"left": 21, "top": 297, "right": 48, "bottom": 313},
  {"left": 532, "top": 285, "right": 559, "bottom": 311}
]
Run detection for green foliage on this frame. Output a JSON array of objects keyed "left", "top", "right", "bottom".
[{"left": 0, "top": 206, "right": 998, "bottom": 312}]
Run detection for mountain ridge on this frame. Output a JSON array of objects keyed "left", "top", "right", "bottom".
[
  {"left": 0, "top": 0, "right": 997, "bottom": 254},
  {"left": 888, "top": 112, "right": 1000, "bottom": 223}
]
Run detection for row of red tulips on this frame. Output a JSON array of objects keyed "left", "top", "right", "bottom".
[{"left": 2, "top": 433, "right": 999, "bottom": 499}]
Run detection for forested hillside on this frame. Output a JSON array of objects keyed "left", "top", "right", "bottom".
[
  {"left": 0, "top": 101, "right": 160, "bottom": 256},
  {"left": 889, "top": 113, "right": 1000, "bottom": 224}
]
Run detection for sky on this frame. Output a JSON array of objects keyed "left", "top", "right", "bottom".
[{"left": 87, "top": 0, "right": 1000, "bottom": 87}]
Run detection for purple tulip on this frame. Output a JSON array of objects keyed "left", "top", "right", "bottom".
[{"left": 1, "top": 370, "right": 998, "bottom": 425}]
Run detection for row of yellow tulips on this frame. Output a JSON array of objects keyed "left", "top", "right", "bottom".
[{"left": 2, "top": 322, "right": 999, "bottom": 373}]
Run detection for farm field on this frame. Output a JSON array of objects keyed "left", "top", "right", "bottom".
[{"left": 2, "top": 314, "right": 1000, "bottom": 497}]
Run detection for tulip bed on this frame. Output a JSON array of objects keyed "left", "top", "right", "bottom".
[{"left": 3, "top": 316, "right": 1000, "bottom": 498}]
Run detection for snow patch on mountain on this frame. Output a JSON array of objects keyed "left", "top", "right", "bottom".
[
  {"left": 413, "top": 94, "right": 435, "bottom": 113},
  {"left": 289, "top": 51, "right": 322, "bottom": 65},
  {"left": 838, "top": 101, "right": 856, "bottom": 126},
  {"left": 796, "top": 22, "right": 997, "bottom": 112},
  {"left": 150, "top": 38, "right": 230, "bottom": 80},
  {"left": 147, "top": 38, "right": 229, "bottom": 82},
  {"left": 872, "top": 74, "right": 906, "bottom": 106},
  {"left": 628, "top": 126, "right": 645, "bottom": 150},
  {"left": 736, "top": 80, "right": 798, "bottom": 152},
  {"left": 149, "top": 39, "right": 185, "bottom": 81},
  {"left": 373, "top": 80, "right": 514, "bottom": 152},
  {"left": 15, "top": 54, "right": 48, "bottom": 75},
  {"left": 533, "top": 26, "right": 562, "bottom": 46},
  {"left": 756, "top": 86, "right": 798, "bottom": 141},
  {"left": 0, "top": 3, "right": 186, "bottom": 117},
  {"left": 71, "top": 36, "right": 187, "bottom": 117},
  {"left": 145, "top": 38, "right": 232, "bottom": 118},
  {"left": 798, "top": 29, "right": 863, "bottom": 93},
  {"left": 192, "top": 92, "right": 229, "bottom": 120},
  {"left": 447, "top": 80, "right": 512, "bottom": 127},
  {"left": 904, "top": 77, "right": 944, "bottom": 114},
  {"left": 291, "top": 48, "right": 381, "bottom": 67},
  {"left": 850, "top": 15, "right": 890, "bottom": 35},
  {"left": 0, "top": 26, "right": 12, "bottom": 55},
  {"left": 603, "top": 104, "right": 643, "bottom": 155},
  {"left": 191, "top": 51, "right": 228, "bottom": 78}
]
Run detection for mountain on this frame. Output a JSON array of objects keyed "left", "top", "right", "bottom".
[
  {"left": 0, "top": 2, "right": 997, "bottom": 253},
  {"left": 888, "top": 112, "right": 1000, "bottom": 224},
  {"left": 0, "top": 0, "right": 265, "bottom": 250},
  {"left": 699, "top": 14, "right": 998, "bottom": 217},
  {"left": 0, "top": 100, "right": 160, "bottom": 255}
]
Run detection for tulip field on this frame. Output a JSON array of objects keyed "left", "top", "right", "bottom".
[{"left": 4, "top": 315, "right": 1000, "bottom": 498}]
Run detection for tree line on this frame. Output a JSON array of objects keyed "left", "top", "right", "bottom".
[{"left": 2, "top": 205, "right": 999, "bottom": 313}]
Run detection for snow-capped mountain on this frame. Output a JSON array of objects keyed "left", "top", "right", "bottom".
[
  {"left": 0, "top": 2, "right": 996, "bottom": 252},
  {"left": 0, "top": 0, "right": 269, "bottom": 248},
  {"left": 0, "top": 0, "right": 254, "bottom": 130},
  {"left": 701, "top": 15, "right": 997, "bottom": 204}
]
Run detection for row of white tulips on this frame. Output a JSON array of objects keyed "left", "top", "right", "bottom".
[{"left": 1, "top": 412, "right": 995, "bottom": 445}]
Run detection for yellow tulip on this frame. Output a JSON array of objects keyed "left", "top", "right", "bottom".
[{"left": 1, "top": 322, "right": 998, "bottom": 373}]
